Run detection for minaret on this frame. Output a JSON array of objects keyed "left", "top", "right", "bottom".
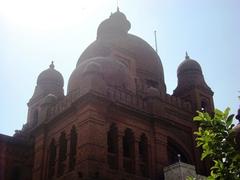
[
  {"left": 173, "top": 52, "right": 214, "bottom": 113},
  {"left": 26, "top": 62, "right": 64, "bottom": 127}
]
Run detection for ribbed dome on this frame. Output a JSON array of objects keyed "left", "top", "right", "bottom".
[
  {"left": 29, "top": 62, "right": 64, "bottom": 104},
  {"left": 177, "top": 53, "right": 202, "bottom": 76},
  {"left": 76, "top": 34, "right": 164, "bottom": 83},
  {"left": 37, "top": 62, "right": 64, "bottom": 87},
  {"left": 68, "top": 9, "right": 166, "bottom": 94},
  {"left": 174, "top": 53, "right": 212, "bottom": 96}
]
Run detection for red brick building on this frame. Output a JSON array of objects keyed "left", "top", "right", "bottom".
[{"left": 0, "top": 9, "right": 214, "bottom": 180}]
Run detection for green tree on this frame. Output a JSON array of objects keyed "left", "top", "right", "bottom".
[{"left": 193, "top": 108, "right": 240, "bottom": 180}]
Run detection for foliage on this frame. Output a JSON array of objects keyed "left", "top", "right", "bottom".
[
  {"left": 186, "top": 176, "right": 196, "bottom": 180},
  {"left": 193, "top": 108, "right": 240, "bottom": 180}
]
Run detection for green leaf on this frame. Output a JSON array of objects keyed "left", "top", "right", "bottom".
[
  {"left": 186, "top": 176, "right": 196, "bottom": 180},
  {"left": 193, "top": 107, "right": 240, "bottom": 179},
  {"left": 226, "top": 114, "right": 234, "bottom": 128},
  {"left": 223, "top": 107, "right": 230, "bottom": 119},
  {"left": 215, "top": 109, "right": 223, "bottom": 116},
  {"left": 193, "top": 116, "right": 202, "bottom": 121},
  {"left": 201, "top": 149, "right": 212, "bottom": 160}
]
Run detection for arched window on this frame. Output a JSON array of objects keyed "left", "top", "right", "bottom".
[
  {"left": 33, "top": 109, "right": 38, "bottom": 125},
  {"left": 123, "top": 128, "right": 135, "bottom": 173},
  {"left": 201, "top": 101, "right": 208, "bottom": 112},
  {"left": 138, "top": 133, "right": 149, "bottom": 177},
  {"left": 48, "top": 139, "right": 56, "bottom": 179},
  {"left": 57, "top": 132, "right": 67, "bottom": 176},
  {"left": 10, "top": 165, "right": 21, "bottom": 180},
  {"left": 107, "top": 124, "right": 118, "bottom": 169},
  {"left": 69, "top": 126, "right": 77, "bottom": 171},
  {"left": 167, "top": 139, "right": 190, "bottom": 165}
]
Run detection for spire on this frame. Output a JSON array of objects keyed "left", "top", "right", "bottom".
[
  {"left": 185, "top": 51, "right": 190, "bottom": 60},
  {"left": 154, "top": 30, "right": 158, "bottom": 54},
  {"left": 117, "top": 0, "right": 119, "bottom": 12},
  {"left": 49, "top": 61, "right": 55, "bottom": 69}
]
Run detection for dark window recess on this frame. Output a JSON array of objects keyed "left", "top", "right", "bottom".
[
  {"left": 48, "top": 139, "right": 56, "bottom": 179},
  {"left": 33, "top": 109, "right": 38, "bottom": 125},
  {"left": 201, "top": 101, "right": 208, "bottom": 112},
  {"left": 10, "top": 166, "right": 21, "bottom": 180},
  {"left": 146, "top": 80, "right": 158, "bottom": 88},
  {"left": 57, "top": 132, "right": 67, "bottom": 176},
  {"left": 107, "top": 124, "right": 118, "bottom": 169},
  {"left": 69, "top": 126, "right": 77, "bottom": 171},
  {"left": 123, "top": 128, "right": 135, "bottom": 173},
  {"left": 167, "top": 141, "right": 189, "bottom": 165},
  {"left": 138, "top": 134, "right": 149, "bottom": 177}
]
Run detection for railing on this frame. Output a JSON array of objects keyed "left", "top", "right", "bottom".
[
  {"left": 48, "top": 86, "right": 192, "bottom": 120},
  {"left": 48, "top": 90, "right": 81, "bottom": 119},
  {"left": 106, "top": 87, "right": 147, "bottom": 111}
]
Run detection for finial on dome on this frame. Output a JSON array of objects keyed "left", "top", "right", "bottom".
[
  {"left": 177, "top": 154, "right": 181, "bottom": 162},
  {"left": 117, "top": 0, "right": 119, "bottom": 12},
  {"left": 185, "top": 51, "right": 190, "bottom": 60},
  {"left": 49, "top": 61, "right": 55, "bottom": 69}
]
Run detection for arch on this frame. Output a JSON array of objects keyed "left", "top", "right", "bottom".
[
  {"left": 47, "top": 139, "right": 56, "bottom": 179},
  {"left": 138, "top": 133, "right": 149, "bottom": 177},
  {"left": 167, "top": 136, "right": 193, "bottom": 165},
  {"left": 122, "top": 128, "right": 135, "bottom": 173},
  {"left": 69, "top": 126, "right": 77, "bottom": 171},
  {"left": 10, "top": 165, "right": 22, "bottom": 180},
  {"left": 107, "top": 123, "right": 118, "bottom": 169},
  {"left": 200, "top": 99, "right": 208, "bottom": 112},
  {"left": 33, "top": 109, "right": 39, "bottom": 125},
  {"left": 57, "top": 132, "right": 67, "bottom": 176}
]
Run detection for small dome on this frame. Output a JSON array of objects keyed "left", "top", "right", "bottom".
[
  {"left": 37, "top": 62, "right": 64, "bottom": 87},
  {"left": 177, "top": 53, "right": 202, "bottom": 76},
  {"left": 68, "top": 57, "right": 131, "bottom": 93},
  {"left": 174, "top": 52, "right": 212, "bottom": 96},
  {"left": 43, "top": 94, "right": 57, "bottom": 104},
  {"left": 83, "top": 61, "right": 102, "bottom": 74},
  {"left": 97, "top": 8, "right": 131, "bottom": 39},
  {"left": 29, "top": 62, "right": 64, "bottom": 104},
  {"left": 146, "top": 86, "right": 160, "bottom": 98}
]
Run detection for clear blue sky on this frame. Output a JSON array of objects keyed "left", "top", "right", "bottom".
[{"left": 1, "top": 0, "right": 239, "bottom": 136}]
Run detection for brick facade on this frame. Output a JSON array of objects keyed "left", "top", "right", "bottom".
[{"left": 1, "top": 9, "right": 214, "bottom": 180}]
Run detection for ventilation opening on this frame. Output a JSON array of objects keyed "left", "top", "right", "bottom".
[
  {"left": 107, "top": 124, "right": 118, "bottom": 169},
  {"left": 123, "top": 128, "right": 135, "bottom": 173}
]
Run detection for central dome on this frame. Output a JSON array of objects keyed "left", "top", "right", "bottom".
[{"left": 68, "top": 10, "right": 166, "bottom": 94}]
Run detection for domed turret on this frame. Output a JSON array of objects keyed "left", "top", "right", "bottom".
[
  {"left": 174, "top": 52, "right": 211, "bottom": 93},
  {"left": 29, "top": 62, "right": 64, "bottom": 104},
  {"left": 174, "top": 52, "right": 214, "bottom": 113},
  {"left": 37, "top": 62, "right": 63, "bottom": 87},
  {"left": 68, "top": 9, "right": 166, "bottom": 94},
  {"left": 177, "top": 52, "right": 202, "bottom": 76}
]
